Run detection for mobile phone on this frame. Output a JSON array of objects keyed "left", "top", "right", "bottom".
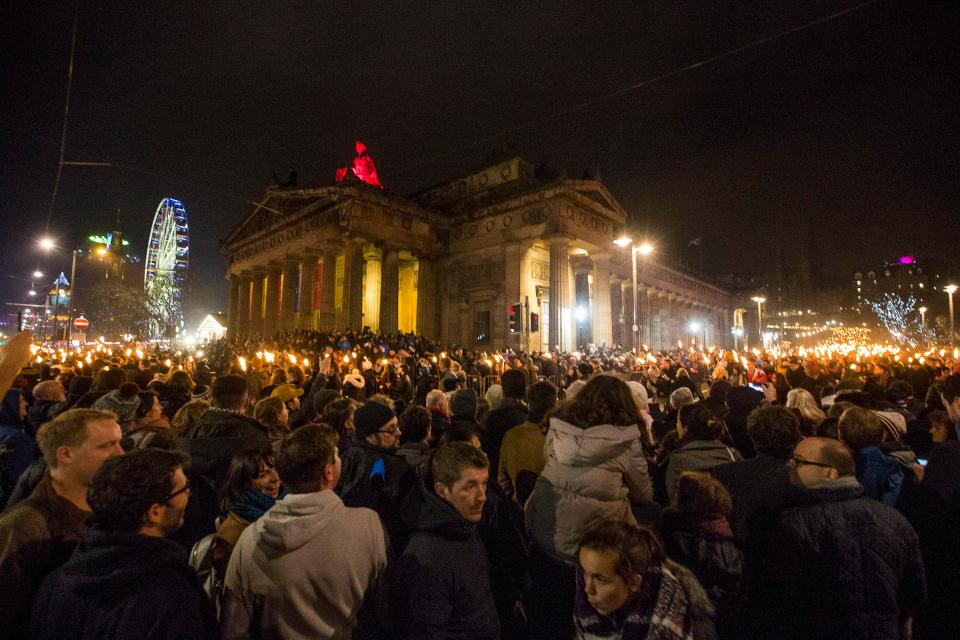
[
  {"left": 917, "top": 458, "right": 928, "bottom": 467},
  {"left": 748, "top": 383, "right": 764, "bottom": 391}
]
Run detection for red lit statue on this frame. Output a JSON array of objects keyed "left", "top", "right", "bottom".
[{"left": 336, "top": 140, "right": 383, "bottom": 189}]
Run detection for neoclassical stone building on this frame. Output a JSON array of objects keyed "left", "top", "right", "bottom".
[{"left": 222, "top": 156, "right": 739, "bottom": 351}]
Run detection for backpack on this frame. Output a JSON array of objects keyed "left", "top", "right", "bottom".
[{"left": 189, "top": 532, "right": 225, "bottom": 616}]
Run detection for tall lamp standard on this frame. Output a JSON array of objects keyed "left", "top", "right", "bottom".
[
  {"left": 39, "top": 237, "right": 79, "bottom": 345},
  {"left": 946, "top": 285, "right": 958, "bottom": 346},
  {"left": 614, "top": 236, "right": 654, "bottom": 353},
  {"left": 751, "top": 296, "right": 766, "bottom": 348}
]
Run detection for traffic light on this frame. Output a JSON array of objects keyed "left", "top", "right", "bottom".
[
  {"left": 530, "top": 312, "right": 539, "bottom": 333},
  {"left": 508, "top": 303, "right": 521, "bottom": 333}
]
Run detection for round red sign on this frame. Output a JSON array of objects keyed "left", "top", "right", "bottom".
[{"left": 73, "top": 316, "right": 89, "bottom": 330}]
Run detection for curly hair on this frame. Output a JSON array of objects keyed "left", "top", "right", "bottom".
[
  {"left": 170, "top": 399, "right": 209, "bottom": 436},
  {"left": 399, "top": 405, "right": 432, "bottom": 444},
  {"left": 559, "top": 374, "right": 642, "bottom": 429},
  {"left": 746, "top": 404, "right": 802, "bottom": 458},
  {"left": 88, "top": 448, "right": 187, "bottom": 533},
  {"left": 578, "top": 519, "right": 666, "bottom": 584}
]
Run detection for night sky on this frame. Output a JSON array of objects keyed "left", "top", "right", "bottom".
[{"left": 2, "top": 1, "right": 958, "bottom": 327}]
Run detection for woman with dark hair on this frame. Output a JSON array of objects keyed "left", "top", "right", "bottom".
[
  {"left": 253, "top": 396, "right": 290, "bottom": 451},
  {"left": 170, "top": 398, "right": 210, "bottom": 437},
  {"left": 323, "top": 397, "right": 357, "bottom": 454},
  {"left": 163, "top": 369, "right": 195, "bottom": 419},
  {"left": 74, "top": 367, "right": 126, "bottom": 408},
  {"left": 215, "top": 448, "right": 283, "bottom": 570},
  {"left": 660, "top": 403, "right": 740, "bottom": 504},
  {"left": 524, "top": 374, "right": 654, "bottom": 638},
  {"left": 574, "top": 519, "right": 716, "bottom": 639},
  {"left": 124, "top": 390, "right": 173, "bottom": 450}
]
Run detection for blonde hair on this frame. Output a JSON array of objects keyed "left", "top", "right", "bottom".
[{"left": 786, "top": 388, "right": 826, "bottom": 426}]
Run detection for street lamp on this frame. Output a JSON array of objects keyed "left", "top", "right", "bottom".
[
  {"left": 614, "top": 236, "right": 655, "bottom": 353},
  {"left": 919, "top": 305, "right": 927, "bottom": 326},
  {"left": 751, "top": 296, "right": 766, "bottom": 348},
  {"left": 946, "top": 285, "right": 958, "bottom": 345},
  {"left": 39, "top": 237, "right": 79, "bottom": 345}
]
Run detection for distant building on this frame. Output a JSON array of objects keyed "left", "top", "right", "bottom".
[
  {"left": 221, "top": 153, "right": 740, "bottom": 350},
  {"left": 855, "top": 256, "right": 937, "bottom": 308},
  {"left": 196, "top": 313, "right": 226, "bottom": 342}
]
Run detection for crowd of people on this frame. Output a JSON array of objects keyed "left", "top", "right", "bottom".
[{"left": 1, "top": 326, "right": 958, "bottom": 639}]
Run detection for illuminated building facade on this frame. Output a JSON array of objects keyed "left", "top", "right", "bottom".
[{"left": 222, "top": 155, "right": 738, "bottom": 350}]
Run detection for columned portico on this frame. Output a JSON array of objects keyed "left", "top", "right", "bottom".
[
  {"left": 341, "top": 241, "right": 364, "bottom": 330},
  {"left": 226, "top": 274, "right": 240, "bottom": 338},
  {"left": 379, "top": 247, "right": 400, "bottom": 333}
]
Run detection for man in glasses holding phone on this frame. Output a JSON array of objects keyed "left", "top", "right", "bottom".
[{"left": 757, "top": 437, "right": 926, "bottom": 640}]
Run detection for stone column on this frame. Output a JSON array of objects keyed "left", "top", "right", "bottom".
[
  {"left": 380, "top": 247, "right": 400, "bottom": 334},
  {"left": 318, "top": 246, "right": 339, "bottom": 331},
  {"left": 416, "top": 257, "right": 439, "bottom": 339},
  {"left": 237, "top": 272, "right": 252, "bottom": 338},
  {"left": 548, "top": 236, "right": 570, "bottom": 352},
  {"left": 226, "top": 274, "right": 240, "bottom": 338},
  {"left": 342, "top": 241, "right": 364, "bottom": 330},
  {"left": 250, "top": 269, "right": 266, "bottom": 337},
  {"left": 298, "top": 253, "right": 319, "bottom": 330},
  {"left": 622, "top": 281, "right": 635, "bottom": 351},
  {"left": 263, "top": 265, "right": 282, "bottom": 338},
  {"left": 281, "top": 259, "right": 298, "bottom": 332},
  {"left": 610, "top": 275, "right": 624, "bottom": 347},
  {"left": 362, "top": 244, "right": 383, "bottom": 331},
  {"left": 591, "top": 255, "right": 613, "bottom": 347}
]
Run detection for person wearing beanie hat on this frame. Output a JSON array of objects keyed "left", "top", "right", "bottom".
[
  {"left": 480, "top": 369, "right": 529, "bottom": 481},
  {"left": 270, "top": 383, "right": 304, "bottom": 408},
  {"left": 498, "top": 380, "right": 557, "bottom": 504},
  {"left": 335, "top": 400, "right": 413, "bottom": 540},
  {"left": 669, "top": 387, "right": 696, "bottom": 411},
  {"left": 449, "top": 389, "right": 480, "bottom": 432},
  {"left": 704, "top": 379, "right": 732, "bottom": 418},
  {"left": 93, "top": 383, "right": 141, "bottom": 431}
]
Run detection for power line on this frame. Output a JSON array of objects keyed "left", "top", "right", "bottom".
[
  {"left": 44, "top": 0, "right": 80, "bottom": 232},
  {"left": 392, "top": 0, "right": 880, "bottom": 177}
]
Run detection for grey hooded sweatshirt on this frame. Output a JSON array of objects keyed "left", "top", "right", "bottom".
[
  {"left": 221, "top": 490, "right": 387, "bottom": 640},
  {"left": 525, "top": 417, "right": 653, "bottom": 561}
]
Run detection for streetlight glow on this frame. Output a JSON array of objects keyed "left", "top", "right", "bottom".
[
  {"left": 638, "top": 242, "right": 653, "bottom": 256},
  {"left": 614, "top": 236, "right": 631, "bottom": 247},
  {"left": 946, "top": 284, "right": 958, "bottom": 295},
  {"left": 39, "top": 237, "right": 55, "bottom": 251},
  {"left": 32, "top": 270, "right": 44, "bottom": 278}
]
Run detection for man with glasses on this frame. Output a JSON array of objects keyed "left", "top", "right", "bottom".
[
  {"left": 757, "top": 437, "right": 925, "bottom": 639},
  {"left": 29, "top": 448, "right": 218, "bottom": 640},
  {"left": 336, "top": 400, "right": 414, "bottom": 542}
]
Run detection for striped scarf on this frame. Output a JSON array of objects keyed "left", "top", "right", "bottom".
[{"left": 575, "top": 564, "right": 694, "bottom": 640}]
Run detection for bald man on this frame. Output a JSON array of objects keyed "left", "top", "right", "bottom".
[
  {"left": 757, "top": 437, "right": 925, "bottom": 639},
  {"left": 27, "top": 380, "right": 67, "bottom": 435}
]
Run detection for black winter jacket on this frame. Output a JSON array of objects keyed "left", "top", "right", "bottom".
[
  {"left": 336, "top": 440, "right": 415, "bottom": 543},
  {"left": 759, "top": 478, "right": 926, "bottom": 640},
  {"left": 391, "top": 479, "right": 500, "bottom": 640},
  {"left": 176, "top": 408, "right": 271, "bottom": 493},
  {"left": 30, "top": 531, "right": 218, "bottom": 640}
]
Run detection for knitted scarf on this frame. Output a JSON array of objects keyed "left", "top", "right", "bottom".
[
  {"left": 575, "top": 564, "right": 693, "bottom": 640},
  {"left": 227, "top": 488, "right": 283, "bottom": 523}
]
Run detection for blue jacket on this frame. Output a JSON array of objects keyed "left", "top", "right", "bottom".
[{"left": 855, "top": 446, "right": 904, "bottom": 506}]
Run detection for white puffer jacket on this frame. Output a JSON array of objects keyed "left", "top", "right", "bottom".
[{"left": 525, "top": 416, "right": 653, "bottom": 561}]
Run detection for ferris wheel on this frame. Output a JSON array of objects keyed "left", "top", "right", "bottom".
[{"left": 144, "top": 197, "right": 189, "bottom": 337}]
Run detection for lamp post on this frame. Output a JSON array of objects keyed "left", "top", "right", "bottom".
[
  {"left": 946, "top": 285, "right": 958, "bottom": 345},
  {"left": 39, "top": 237, "right": 79, "bottom": 345},
  {"left": 751, "top": 296, "right": 766, "bottom": 348},
  {"left": 615, "top": 236, "right": 654, "bottom": 353}
]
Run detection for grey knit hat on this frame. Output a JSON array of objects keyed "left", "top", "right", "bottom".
[
  {"left": 94, "top": 383, "right": 141, "bottom": 426},
  {"left": 669, "top": 387, "right": 696, "bottom": 411}
]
